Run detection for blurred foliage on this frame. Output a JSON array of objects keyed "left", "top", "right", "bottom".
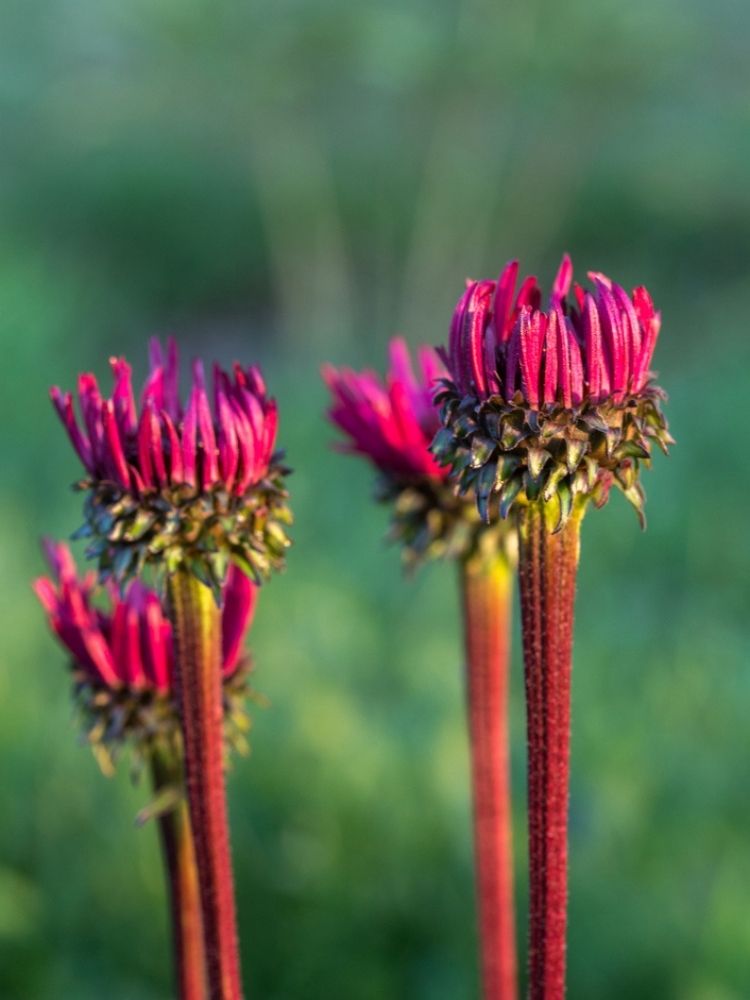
[{"left": 1, "top": 0, "right": 750, "bottom": 997}]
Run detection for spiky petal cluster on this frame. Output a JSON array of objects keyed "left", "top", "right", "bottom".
[
  {"left": 52, "top": 338, "right": 277, "bottom": 499},
  {"left": 446, "top": 255, "right": 661, "bottom": 407},
  {"left": 323, "top": 339, "right": 509, "bottom": 565},
  {"left": 50, "top": 340, "right": 291, "bottom": 590},
  {"left": 434, "top": 255, "right": 671, "bottom": 528},
  {"left": 35, "top": 541, "right": 256, "bottom": 691},
  {"left": 323, "top": 337, "right": 448, "bottom": 482},
  {"left": 34, "top": 541, "right": 258, "bottom": 767}
]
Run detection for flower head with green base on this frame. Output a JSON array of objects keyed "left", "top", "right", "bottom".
[
  {"left": 434, "top": 254, "right": 671, "bottom": 1000},
  {"left": 324, "top": 337, "right": 520, "bottom": 998},
  {"left": 323, "top": 338, "right": 510, "bottom": 566},
  {"left": 34, "top": 540, "right": 258, "bottom": 774},
  {"left": 51, "top": 338, "right": 291, "bottom": 594},
  {"left": 35, "top": 540, "right": 260, "bottom": 1000},
  {"left": 50, "top": 339, "right": 288, "bottom": 1000},
  {"left": 433, "top": 255, "right": 672, "bottom": 529}
]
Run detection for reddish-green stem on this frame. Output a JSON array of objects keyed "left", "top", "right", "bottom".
[
  {"left": 517, "top": 504, "right": 581, "bottom": 1000},
  {"left": 460, "top": 552, "right": 517, "bottom": 1000},
  {"left": 151, "top": 747, "right": 207, "bottom": 1000},
  {"left": 168, "top": 571, "right": 244, "bottom": 1000}
]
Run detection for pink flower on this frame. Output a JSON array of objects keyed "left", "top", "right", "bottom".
[
  {"left": 323, "top": 337, "right": 449, "bottom": 482},
  {"left": 445, "top": 255, "right": 661, "bottom": 408},
  {"left": 34, "top": 541, "right": 257, "bottom": 693},
  {"left": 51, "top": 338, "right": 278, "bottom": 497}
]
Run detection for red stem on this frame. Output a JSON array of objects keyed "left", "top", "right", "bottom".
[
  {"left": 151, "top": 747, "right": 207, "bottom": 1000},
  {"left": 517, "top": 505, "right": 581, "bottom": 1000},
  {"left": 169, "top": 571, "right": 244, "bottom": 1000},
  {"left": 460, "top": 552, "right": 517, "bottom": 1000}
]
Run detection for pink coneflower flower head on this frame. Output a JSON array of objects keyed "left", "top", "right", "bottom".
[
  {"left": 50, "top": 339, "right": 292, "bottom": 592},
  {"left": 323, "top": 338, "right": 514, "bottom": 566},
  {"left": 323, "top": 337, "right": 448, "bottom": 483},
  {"left": 433, "top": 255, "right": 672, "bottom": 529},
  {"left": 34, "top": 541, "right": 259, "bottom": 771},
  {"left": 445, "top": 254, "right": 660, "bottom": 407}
]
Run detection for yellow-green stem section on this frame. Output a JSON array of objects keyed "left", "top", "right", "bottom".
[
  {"left": 150, "top": 746, "right": 207, "bottom": 1000},
  {"left": 168, "top": 570, "right": 243, "bottom": 1000}
]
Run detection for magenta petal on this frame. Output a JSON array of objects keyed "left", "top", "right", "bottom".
[
  {"left": 221, "top": 566, "right": 257, "bottom": 676},
  {"left": 449, "top": 285, "right": 473, "bottom": 394},
  {"left": 217, "top": 391, "right": 239, "bottom": 492},
  {"left": 492, "top": 260, "right": 519, "bottom": 342},
  {"left": 516, "top": 275, "right": 542, "bottom": 313},
  {"left": 182, "top": 389, "right": 198, "bottom": 489},
  {"left": 110, "top": 357, "right": 137, "bottom": 436},
  {"left": 504, "top": 322, "right": 521, "bottom": 400},
  {"left": 103, "top": 402, "right": 132, "bottom": 490},
  {"left": 137, "top": 408, "right": 155, "bottom": 490},
  {"left": 196, "top": 388, "right": 219, "bottom": 491},
  {"left": 518, "top": 308, "right": 545, "bottom": 409},
  {"left": 550, "top": 253, "right": 573, "bottom": 306},
  {"left": 50, "top": 388, "right": 93, "bottom": 471},
  {"left": 582, "top": 295, "right": 602, "bottom": 401},
  {"left": 542, "top": 309, "right": 559, "bottom": 406},
  {"left": 142, "top": 591, "right": 171, "bottom": 692},
  {"left": 595, "top": 283, "right": 627, "bottom": 401},
  {"left": 161, "top": 411, "right": 184, "bottom": 486}
]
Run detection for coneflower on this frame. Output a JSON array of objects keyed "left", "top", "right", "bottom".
[
  {"left": 50, "top": 339, "right": 292, "bottom": 1000},
  {"left": 324, "top": 338, "right": 518, "bottom": 1000},
  {"left": 433, "top": 256, "right": 671, "bottom": 999},
  {"left": 34, "top": 541, "right": 258, "bottom": 1000}
]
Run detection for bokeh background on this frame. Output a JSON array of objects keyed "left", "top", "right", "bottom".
[{"left": 2, "top": 1, "right": 750, "bottom": 997}]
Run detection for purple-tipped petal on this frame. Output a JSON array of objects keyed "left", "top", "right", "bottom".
[
  {"left": 518, "top": 308, "right": 545, "bottom": 409},
  {"left": 582, "top": 295, "right": 602, "bottom": 401},
  {"left": 221, "top": 566, "right": 258, "bottom": 676},
  {"left": 110, "top": 357, "right": 137, "bottom": 436},
  {"left": 50, "top": 388, "right": 93, "bottom": 471},
  {"left": 103, "top": 401, "right": 131, "bottom": 490},
  {"left": 542, "top": 309, "right": 559, "bottom": 406},
  {"left": 492, "top": 260, "right": 519, "bottom": 342},
  {"left": 550, "top": 253, "right": 573, "bottom": 306},
  {"left": 182, "top": 388, "right": 198, "bottom": 489}
]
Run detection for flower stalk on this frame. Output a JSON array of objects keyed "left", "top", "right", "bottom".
[
  {"left": 168, "top": 570, "right": 243, "bottom": 1000},
  {"left": 150, "top": 745, "right": 207, "bottom": 1000},
  {"left": 517, "top": 501, "right": 582, "bottom": 1000},
  {"left": 460, "top": 550, "right": 517, "bottom": 1000}
]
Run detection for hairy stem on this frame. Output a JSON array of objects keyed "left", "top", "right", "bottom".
[
  {"left": 517, "top": 505, "right": 581, "bottom": 1000},
  {"left": 460, "top": 551, "right": 517, "bottom": 1000},
  {"left": 150, "top": 746, "right": 207, "bottom": 1000},
  {"left": 168, "top": 571, "right": 243, "bottom": 1000}
]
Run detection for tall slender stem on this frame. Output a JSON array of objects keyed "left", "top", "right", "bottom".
[
  {"left": 517, "top": 504, "right": 581, "bottom": 1000},
  {"left": 460, "top": 551, "right": 517, "bottom": 1000},
  {"left": 168, "top": 570, "right": 244, "bottom": 1000},
  {"left": 150, "top": 746, "right": 207, "bottom": 1000}
]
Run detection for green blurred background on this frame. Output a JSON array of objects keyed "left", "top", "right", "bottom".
[{"left": 2, "top": 1, "right": 749, "bottom": 997}]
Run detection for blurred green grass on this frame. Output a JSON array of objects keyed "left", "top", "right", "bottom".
[{"left": 1, "top": 0, "right": 750, "bottom": 997}]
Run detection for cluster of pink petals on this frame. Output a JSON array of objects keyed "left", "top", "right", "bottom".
[
  {"left": 323, "top": 338, "right": 449, "bottom": 482},
  {"left": 51, "top": 338, "right": 278, "bottom": 497},
  {"left": 446, "top": 255, "right": 661, "bottom": 408},
  {"left": 34, "top": 542, "right": 257, "bottom": 694}
]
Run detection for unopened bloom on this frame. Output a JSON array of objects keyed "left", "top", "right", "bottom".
[
  {"left": 324, "top": 338, "right": 508, "bottom": 564},
  {"left": 34, "top": 541, "right": 258, "bottom": 769},
  {"left": 323, "top": 337, "right": 448, "bottom": 482},
  {"left": 434, "top": 255, "right": 671, "bottom": 527},
  {"left": 51, "top": 338, "right": 291, "bottom": 590}
]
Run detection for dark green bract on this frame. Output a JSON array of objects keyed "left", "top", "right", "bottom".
[
  {"left": 376, "top": 474, "right": 515, "bottom": 570},
  {"left": 432, "top": 380, "right": 672, "bottom": 531},
  {"left": 72, "top": 659, "right": 259, "bottom": 783},
  {"left": 73, "top": 458, "right": 292, "bottom": 598}
]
